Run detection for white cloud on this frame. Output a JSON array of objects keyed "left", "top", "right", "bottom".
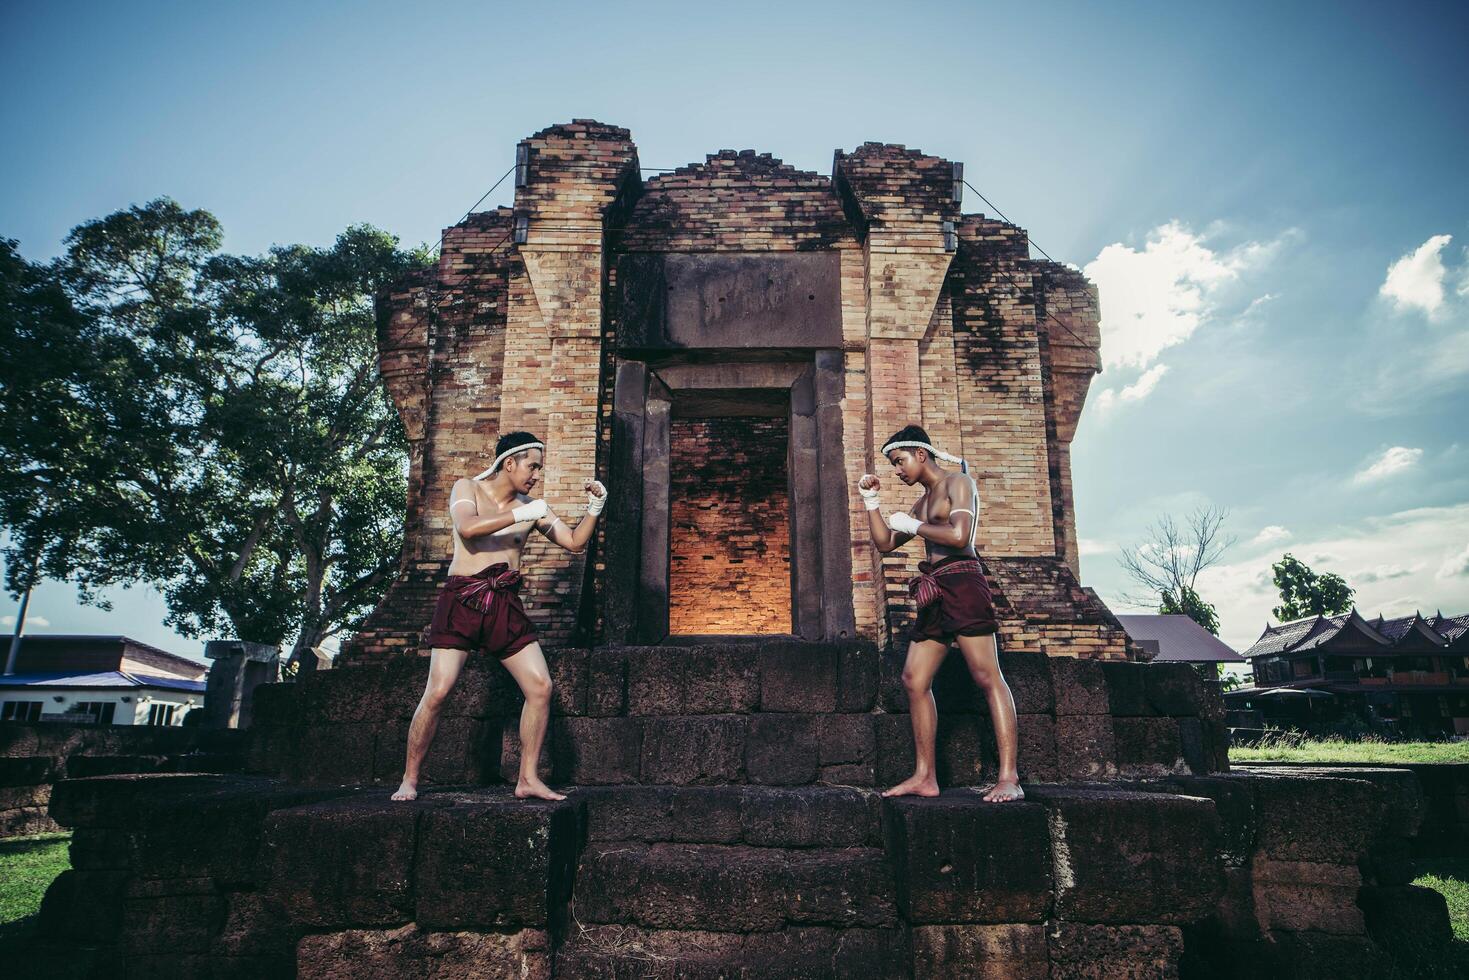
[
  {"left": 1078, "top": 538, "right": 1112, "bottom": 557},
  {"left": 1092, "top": 363, "right": 1169, "bottom": 413},
  {"left": 1380, "top": 234, "right": 1451, "bottom": 316},
  {"left": 1, "top": 615, "right": 50, "bottom": 627},
  {"left": 1352, "top": 446, "right": 1423, "bottom": 484},
  {"left": 1439, "top": 542, "right": 1469, "bottom": 580},
  {"left": 1195, "top": 503, "right": 1469, "bottom": 650},
  {"left": 1084, "top": 222, "right": 1283, "bottom": 370},
  {"left": 1250, "top": 525, "right": 1291, "bottom": 546}
]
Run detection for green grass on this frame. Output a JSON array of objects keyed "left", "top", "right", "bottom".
[
  {"left": 0, "top": 832, "right": 71, "bottom": 948},
  {"left": 1231, "top": 735, "right": 1469, "bottom": 765},
  {"left": 1415, "top": 859, "right": 1469, "bottom": 943}
]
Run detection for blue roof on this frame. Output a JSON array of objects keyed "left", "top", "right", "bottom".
[{"left": 0, "top": 671, "right": 206, "bottom": 693}]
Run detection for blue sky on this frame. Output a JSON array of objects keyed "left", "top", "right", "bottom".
[{"left": 2, "top": 0, "right": 1467, "bottom": 656}]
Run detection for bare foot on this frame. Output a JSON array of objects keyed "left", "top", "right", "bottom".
[
  {"left": 514, "top": 777, "right": 566, "bottom": 801},
  {"left": 391, "top": 779, "right": 418, "bottom": 802},
  {"left": 983, "top": 779, "right": 1024, "bottom": 803},
  {"left": 881, "top": 773, "right": 941, "bottom": 798}
]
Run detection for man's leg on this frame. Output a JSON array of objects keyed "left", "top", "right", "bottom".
[
  {"left": 882, "top": 638, "right": 950, "bottom": 798},
  {"left": 954, "top": 633, "right": 1023, "bottom": 802},
  {"left": 500, "top": 641, "right": 565, "bottom": 801},
  {"left": 392, "top": 647, "right": 470, "bottom": 801}
]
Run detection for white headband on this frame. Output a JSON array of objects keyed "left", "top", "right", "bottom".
[
  {"left": 882, "top": 440, "right": 968, "bottom": 473},
  {"left": 473, "top": 441, "right": 545, "bottom": 481}
]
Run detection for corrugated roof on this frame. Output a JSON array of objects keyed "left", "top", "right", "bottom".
[
  {"left": 1116, "top": 615, "right": 1245, "bottom": 663},
  {"left": 0, "top": 671, "right": 206, "bottom": 693}
]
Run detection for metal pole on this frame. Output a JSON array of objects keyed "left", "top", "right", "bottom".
[{"left": 4, "top": 583, "right": 31, "bottom": 676}]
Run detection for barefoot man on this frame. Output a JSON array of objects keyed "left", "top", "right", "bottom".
[
  {"left": 392, "top": 431, "right": 606, "bottom": 802},
  {"left": 860, "top": 425, "right": 1023, "bottom": 803}
]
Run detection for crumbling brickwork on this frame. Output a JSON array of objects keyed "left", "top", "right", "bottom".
[{"left": 349, "top": 120, "right": 1125, "bottom": 662}]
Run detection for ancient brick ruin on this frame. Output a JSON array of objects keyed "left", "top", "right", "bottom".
[{"left": 24, "top": 123, "right": 1458, "bottom": 978}]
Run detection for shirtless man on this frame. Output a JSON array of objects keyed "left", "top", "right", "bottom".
[
  {"left": 859, "top": 424, "right": 1023, "bottom": 803},
  {"left": 391, "top": 431, "right": 606, "bottom": 802}
]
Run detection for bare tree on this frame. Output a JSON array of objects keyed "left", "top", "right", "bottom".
[{"left": 1118, "top": 505, "right": 1236, "bottom": 608}]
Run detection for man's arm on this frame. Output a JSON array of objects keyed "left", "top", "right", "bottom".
[
  {"left": 536, "top": 481, "right": 606, "bottom": 554},
  {"left": 449, "top": 478, "right": 546, "bottom": 539},
  {"left": 858, "top": 475, "right": 915, "bottom": 554}
]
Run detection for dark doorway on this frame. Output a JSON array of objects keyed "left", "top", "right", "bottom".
[{"left": 668, "top": 416, "right": 792, "bottom": 635}]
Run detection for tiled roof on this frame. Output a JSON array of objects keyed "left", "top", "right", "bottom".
[
  {"left": 1243, "top": 608, "right": 1467, "bottom": 658},
  {"left": 0, "top": 671, "right": 206, "bottom": 693},
  {"left": 1117, "top": 615, "right": 1245, "bottom": 663}
]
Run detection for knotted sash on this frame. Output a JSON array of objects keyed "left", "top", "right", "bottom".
[
  {"left": 447, "top": 562, "right": 523, "bottom": 614},
  {"left": 909, "top": 558, "right": 984, "bottom": 611}
]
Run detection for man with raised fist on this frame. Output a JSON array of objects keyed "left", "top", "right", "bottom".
[{"left": 392, "top": 431, "right": 606, "bottom": 802}]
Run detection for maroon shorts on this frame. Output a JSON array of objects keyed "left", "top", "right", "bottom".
[
  {"left": 427, "top": 564, "right": 539, "bottom": 658},
  {"left": 912, "top": 554, "right": 1000, "bottom": 644}
]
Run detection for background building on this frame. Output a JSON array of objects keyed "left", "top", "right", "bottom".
[
  {"left": 1117, "top": 614, "right": 1245, "bottom": 675},
  {"left": 0, "top": 635, "right": 206, "bottom": 726}
]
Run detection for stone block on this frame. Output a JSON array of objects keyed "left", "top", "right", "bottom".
[
  {"left": 37, "top": 869, "right": 128, "bottom": 944},
  {"left": 553, "top": 717, "right": 642, "bottom": 784},
  {"left": 1156, "top": 775, "right": 1258, "bottom": 866},
  {"left": 739, "top": 785, "right": 881, "bottom": 847},
  {"left": 1237, "top": 771, "right": 1383, "bottom": 864},
  {"left": 878, "top": 646, "right": 909, "bottom": 713},
  {"left": 874, "top": 713, "right": 916, "bottom": 788},
  {"left": 419, "top": 716, "right": 499, "bottom": 785},
  {"left": 836, "top": 640, "right": 880, "bottom": 711},
  {"left": 49, "top": 773, "right": 241, "bottom": 830},
  {"left": 682, "top": 644, "right": 759, "bottom": 713},
  {"left": 1113, "top": 716, "right": 1186, "bottom": 776},
  {"left": 215, "top": 889, "right": 297, "bottom": 958},
  {"left": 935, "top": 711, "right": 996, "bottom": 786},
  {"left": 497, "top": 717, "right": 551, "bottom": 784},
  {"left": 1143, "top": 662, "right": 1206, "bottom": 716},
  {"left": 885, "top": 794, "right": 1052, "bottom": 923},
  {"left": 1016, "top": 713, "right": 1059, "bottom": 783},
  {"left": 297, "top": 923, "right": 551, "bottom": 980},
  {"left": 1000, "top": 649, "right": 1056, "bottom": 714},
  {"left": 69, "top": 828, "right": 134, "bottom": 871},
  {"left": 0, "top": 754, "right": 54, "bottom": 786},
  {"left": 817, "top": 713, "right": 876, "bottom": 769},
  {"left": 1051, "top": 657, "right": 1109, "bottom": 715},
  {"left": 121, "top": 887, "right": 229, "bottom": 955},
  {"left": 1048, "top": 923, "right": 1184, "bottom": 979},
  {"left": 581, "top": 786, "right": 743, "bottom": 844},
  {"left": 784, "top": 846, "right": 897, "bottom": 927},
  {"left": 414, "top": 795, "right": 578, "bottom": 929},
  {"left": 586, "top": 649, "right": 627, "bottom": 716},
  {"left": 1028, "top": 785, "right": 1224, "bottom": 925},
  {"left": 640, "top": 716, "right": 746, "bottom": 784},
  {"left": 1100, "top": 660, "right": 1150, "bottom": 716},
  {"left": 548, "top": 646, "right": 589, "bottom": 715},
  {"left": 759, "top": 640, "right": 838, "bottom": 712},
  {"left": 931, "top": 653, "right": 984, "bottom": 715},
  {"left": 1055, "top": 714, "right": 1116, "bottom": 780},
  {"left": 1360, "top": 883, "right": 1453, "bottom": 954},
  {"left": 289, "top": 721, "right": 378, "bottom": 785},
  {"left": 1251, "top": 858, "right": 1364, "bottom": 934},
  {"left": 745, "top": 713, "right": 818, "bottom": 785},
  {"left": 248, "top": 682, "right": 299, "bottom": 728},
  {"left": 912, "top": 924, "right": 1050, "bottom": 979},
  {"left": 300, "top": 666, "right": 388, "bottom": 724},
  {"left": 625, "top": 646, "right": 686, "bottom": 715},
  {"left": 260, "top": 794, "right": 439, "bottom": 927},
  {"left": 556, "top": 925, "right": 910, "bottom": 979}
]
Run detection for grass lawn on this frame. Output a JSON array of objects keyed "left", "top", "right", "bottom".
[
  {"left": 1231, "top": 736, "right": 1469, "bottom": 765},
  {"left": 0, "top": 832, "right": 71, "bottom": 950}
]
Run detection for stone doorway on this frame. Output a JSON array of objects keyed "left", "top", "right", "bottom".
[{"left": 668, "top": 415, "right": 792, "bottom": 636}]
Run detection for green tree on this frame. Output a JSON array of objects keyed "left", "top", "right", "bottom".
[
  {"left": 0, "top": 199, "right": 429, "bottom": 670},
  {"left": 1271, "top": 553, "right": 1355, "bottom": 621},
  {"left": 1159, "top": 584, "right": 1221, "bottom": 636}
]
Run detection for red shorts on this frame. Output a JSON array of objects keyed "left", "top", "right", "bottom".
[
  {"left": 912, "top": 554, "right": 1000, "bottom": 644},
  {"left": 426, "top": 563, "right": 539, "bottom": 658}
]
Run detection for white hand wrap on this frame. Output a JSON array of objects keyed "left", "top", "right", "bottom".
[
  {"left": 858, "top": 477, "right": 882, "bottom": 511},
  {"left": 511, "top": 499, "right": 548, "bottom": 524},
  {"left": 887, "top": 512, "right": 922, "bottom": 536},
  {"left": 586, "top": 480, "right": 607, "bottom": 516}
]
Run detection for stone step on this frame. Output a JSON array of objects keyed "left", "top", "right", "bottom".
[
  {"left": 554, "top": 925, "right": 913, "bottom": 979},
  {"left": 579, "top": 785, "right": 882, "bottom": 847},
  {"left": 572, "top": 841, "right": 898, "bottom": 931}
]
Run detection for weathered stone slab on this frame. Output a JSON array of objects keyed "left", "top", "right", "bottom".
[
  {"left": 1028, "top": 785, "right": 1224, "bottom": 925},
  {"left": 874, "top": 713, "right": 916, "bottom": 788},
  {"left": 581, "top": 786, "right": 744, "bottom": 844},
  {"left": 640, "top": 716, "right": 746, "bottom": 784},
  {"left": 836, "top": 640, "right": 880, "bottom": 712},
  {"left": 552, "top": 716, "right": 642, "bottom": 784},
  {"left": 1016, "top": 714, "right": 1059, "bottom": 783},
  {"left": 587, "top": 648, "right": 627, "bottom": 716},
  {"left": 682, "top": 645, "right": 759, "bottom": 714},
  {"left": 1251, "top": 858, "right": 1364, "bottom": 935},
  {"left": 1001, "top": 650, "right": 1055, "bottom": 714},
  {"left": 739, "top": 786, "right": 881, "bottom": 847},
  {"left": 817, "top": 713, "right": 876, "bottom": 770},
  {"left": 1142, "top": 662, "right": 1206, "bottom": 716},
  {"left": 1054, "top": 715, "right": 1116, "bottom": 780},
  {"left": 745, "top": 713, "right": 818, "bottom": 785},
  {"left": 1230, "top": 770, "right": 1383, "bottom": 864},
  {"left": 297, "top": 923, "right": 551, "bottom": 980},
  {"left": 1360, "top": 883, "right": 1454, "bottom": 955},
  {"left": 1048, "top": 922, "right": 1184, "bottom": 979},
  {"left": 935, "top": 712, "right": 996, "bottom": 786},
  {"left": 885, "top": 793, "right": 1052, "bottom": 923},
  {"left": 49, "top": 773, "right": 247, "bottom": 829},
  {"left": 759, "top": 640, "right": 838, "bottom": 712},
  {"left": 556, "top": 925, "right": 910, "bottom": 979},
  {"left": 1112, "top": 716, "right": 1186, "bottom": 776},
  {"left": 912, "top": 923, "right": 1050, "bottom": 979},
  {"left": 1050, "top": 657, "right": 1109, "bottom": 716},
  {"left": 414, "top": 793, "right": 578, "bottom": 930},
  {"left": 260, "top": 794, "right": 442, "bottom": 927},
  {"left": 121, "top": 885, "right": 228, "bottom": 955},
  {"left": 1099, "top": 660, "right": 1150, "bottom": 716}
]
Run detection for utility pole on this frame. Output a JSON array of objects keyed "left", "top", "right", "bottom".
[{"left": 3, "top": 554, "right": 37, "bottom": 676}]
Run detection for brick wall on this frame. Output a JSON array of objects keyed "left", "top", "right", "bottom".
[{"left": 668, "top": 417, "right": 792, "bottom": 635}]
